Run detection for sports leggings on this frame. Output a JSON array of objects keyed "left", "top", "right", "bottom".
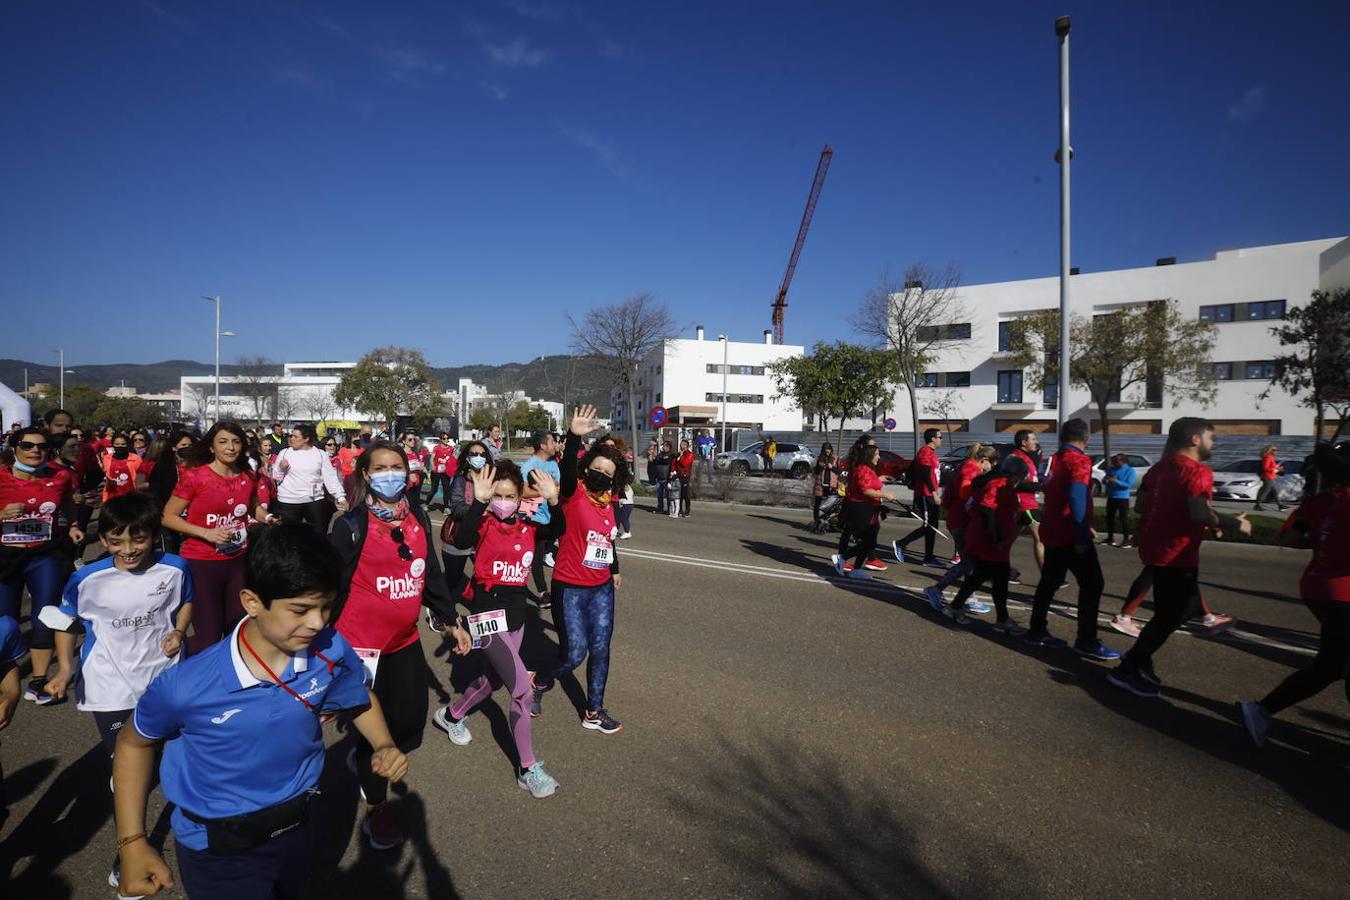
[
  {"left": 356, "top": 640, "right": 428, "bottom": 804},
  {"left": 1260, "top": 601, "right": 1350, "bottom": 714},
  {"left": 541, "top": 579, "right": 616, "bottom": 711},
  {"left": 0, "top": 552, "right": 68, "bottom": 651},
  {"left": 840, "top": 501, "right": 879, "bottom": 569},
  {"left": 1120, "top": 566, "right": 1212, "bottom": 618},
  {"left": 951, "top": 558, "right": 1011, "bottom": 622},
  {"left": 1031, "top": 543, "right": 1105, "bottom": 645},
  {"left": 1124, "top": 566, "right": 1201, "bottom": 669},
  {"left": 186, "top": 556, "right": 247, "bottom": 655},
  {"left": 450, "top": 627, "right": 535, "bottom": 769},
  {"left": 898, "top": 496, "right": 939, "bottom": 560}
]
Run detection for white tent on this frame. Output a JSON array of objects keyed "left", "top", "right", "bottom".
[{"left": 0, "top": 382, "right": 32, "bottom": 430}]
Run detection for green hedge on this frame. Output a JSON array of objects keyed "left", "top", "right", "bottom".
[{"left": 1090, "top": 509, "right": 1286, "bottom": 547}]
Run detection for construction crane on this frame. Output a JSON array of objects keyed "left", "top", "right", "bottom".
[{"left": 770, "top": 144, "right": 833, "bottom": 345}]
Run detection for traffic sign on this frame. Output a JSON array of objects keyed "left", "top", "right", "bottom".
[
  {"left": 884, "top": 417, "right": 897, "bottom": 431},
  {"left": 648, "top": 405, "right": 669, "bottom": 428}
]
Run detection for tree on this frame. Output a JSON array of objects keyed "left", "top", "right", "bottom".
[
  {"left": 508, "top": 401, "right": 552, "bottom": 435},
  {"left": 922, "top": 390, "right": 962, "bottom": 442},
  {"left": 467, "top": 407, "right": 498, "bottom": 434},
  {"left": 766, "top": 341, "right": 895, "bottom": 450},
  {"left": 568, "top": 292, "right": 678, "bottom": 455},
  {"left": 1263, "top": 287, "right": 1350, "bottom": 440},
  {"left": 1005, "top": 299, "right": 1218, "bottom": 460},
  {"left": 36, "top": 382, "right": 105, "bottom": 426},
  {"left": 233, "top": 355, "right": 282, "bottom": 427},
  {"left": 333, "top": 346, "right": 446, "bottom": 428},
  {"left": 91, "top": 397, "right": 161, "bottom": 430},
  {"left": 182, "top": 383, "right": 212, "bottom": 425},
  {"left": 539, "top": 355, "right": 607, "bottom": 416},
  {"left": 272, "top": 385, "right": 301, "bottom": 424},
  {"left": 854, "top": 263, "right": 968, "bottom": 456},
  {"left": 300, "top": 387, "right": 338, "bottom": 426}
]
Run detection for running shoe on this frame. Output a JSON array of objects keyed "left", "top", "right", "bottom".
[
  {"left": 892, "top": 540, "right": 908, "bottom": 563},
  {"left": 1107, "top": 665, "right": 1160, "bottom": 698},
  {"left": 950, "top": 552, "right": 962, "bottom": 566},
  {"left": 992, "top": 618, "right": 1028, "bottom": 636},
  {"left": 1023, "top": 632, "right": 1068, "bottom": 649},
  {"left": 830, "top": 554, "right": 847, "bottom": 577},
  {"left": 941, "top": 605, "right": 970, "bottom": 626},
  {"left": 530, "top": 673, "right": 550, "bottom": 718},
  {"left": 109, "top": 862, "right": 146, "bottom": 900},
  {"left": 361, "top": 802, "right": 404, "bottom": 850},
  {"left": 23, "top": 679, "right": 55, "bottom": 705},
  {"left": 1007, "top": 573, "right": 1022, "bottom": 585},
  {"left": 537, "top": 591, "right": 552, "bottom": 611},
  {"left": 618, "top": 531, "right": 632, "bottom": 540},
  {"left": 963, "top": 599, "right": 992, "bottom": 615},
  {"left": 1238, "top": 701, "right": 1270, "bottom": 748},
  {"left": 1119, "top": 541, "right": 1133, "bottom": 549},
  {"left": 924, "top": 586, "right": 944, "bottom": 612},
  {"left": 1073, "top": 639, "right": 1121, "bottom": 661},
  {"left": 432, "top": 706, "right": 472, "bottom": 745},
  {"left": 921, "top": 557, "right": 947, "bottom": 569},
  {"left": 863, "top": 558, "right": 888, "bottom": 572},
  {"left": 1201, "top": 613, "right": 1235, "bottom": 636},
  {"left": 544, "top": 552, "right": 556, "bottom": 568},
  {"left": 1109, "top": 615, "right": 1141, "bottom": 638},
  {"left": 1138, "top": 658, "right": 1161, "bottom": 686},
  {"left": 582, "top": 708, "right": 623, "bottom": 734},
  {"left": 518, "top": 762, "right": 560, "bottom": 799},
  {"left": 846, "top": 568, "right": 872, "bottom": 581}
]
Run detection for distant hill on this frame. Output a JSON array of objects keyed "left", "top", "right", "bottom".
[{"left": 0, "top": 355, "right": 613, "bottom": 413}]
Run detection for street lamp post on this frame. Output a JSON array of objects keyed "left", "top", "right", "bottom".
[
  {"left": 50, "top": 349, "right": 67, "bottom": 407},
  {"left": 203, "top": 295, "right": 236, "bottom": 424},
  {"left": 1055, "top": 15, "right": 1072, "bottom": 432},
  {"left": 717, "top": 335, "right": 729, "bottom": 454}
]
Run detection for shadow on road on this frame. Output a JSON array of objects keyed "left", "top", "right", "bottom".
[{"left": 666, "top": 732, "right": 1034, "bottom": 898}]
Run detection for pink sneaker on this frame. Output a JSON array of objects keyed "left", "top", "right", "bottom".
[
  {"left": 1202, "top": 613, "right": 1235, "bottom": 636},
  {"left": 1109, "top": 615, "right": 1141, "bottom": 638}
]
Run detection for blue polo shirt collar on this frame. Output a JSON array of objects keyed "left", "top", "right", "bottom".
[{"left": 224, "top": 617, "right": 311, "bottom": 691}]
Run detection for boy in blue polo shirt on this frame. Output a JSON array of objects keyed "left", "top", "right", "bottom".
[
  {"left": 0, "top": 614, "right": 26, "bottom": 826},
  {"left": 112, "top": 524, "right": 409, "bottom": 900}
]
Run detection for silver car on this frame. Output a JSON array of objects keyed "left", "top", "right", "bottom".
[
  {"left": 715, "top": 441, "right": 817, "bottom": 479},
  {"left": 1210, "top": 458, "right": 1304, "bottom": 503}
]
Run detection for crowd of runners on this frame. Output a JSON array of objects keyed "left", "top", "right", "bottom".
[
  {"left": 0, "top": 402, "right": 1346, "bottom": 898},
  {"left": 0, "top": 404, "right": 630, "bottom": 898}
]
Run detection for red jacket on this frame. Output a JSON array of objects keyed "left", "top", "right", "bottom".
[{"left": 1260, "top": 455, "right": 1281, "bottom": 481}]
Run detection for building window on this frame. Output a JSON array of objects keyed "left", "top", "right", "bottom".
[
  {"left": 706, "top": 363, "right": 719, "bottom": 374},
  {"left": 1244, "top": 361, "right": 1278, "bottom": 380},
  {"left": 705, "top": 393, "right": 764, "bottom": 404},
  {"left": 915, "top": 373, "right": 939, "bottom": 388},
  {"left": 1043, "top": 382, "right": 1058, "bottom": 408},
  {"left": 1247, "top": 299, "right": 1286, "bottom": 320},
  {"left": 1199, "top": 304, "right": 1235, "bottom": 323},
  {"left": 997, "top": 370, "right": 1023, "bottom": 403},
  {"left": 945, "top": 371, "right": 971, "bottom": 388},
  {"left": 916, "top": 322, "right": 972, "bottom": 342},
  {"left": 1213, "top": 362, "right": 1233, "bottom": 380},
  {"left": 997, "top": 321, "right": 1012, "bottom": 352}
]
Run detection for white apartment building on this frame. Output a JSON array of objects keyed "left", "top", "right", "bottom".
[
  {"left": 455, "top": 377, "right": 564, "bottom": 437},
  {"left": 892, "top": 236, "right": 1349, "bottom": 436},
  {"left": 180, "top": 361, "right": 364, "bottom": 425},
  {"left": 610, "top": 327, "right": 806, "bottom": 433}
]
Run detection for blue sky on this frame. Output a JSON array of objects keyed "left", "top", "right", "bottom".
[{"left": 3, "top": 0, "right": 1347, "bottom": 368}]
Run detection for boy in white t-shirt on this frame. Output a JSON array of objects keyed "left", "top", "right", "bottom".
[{"left": 46, "top": 492, "right": 194, "bottom": 756}]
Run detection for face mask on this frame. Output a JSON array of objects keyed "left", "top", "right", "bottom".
[
  {"left": 489, "top": 498, "right": 519, "bottom": 520},
  {"left": 112, "top": 447, "right": 130, "bottom": 460},
  {"left": 13, "top": 460, "right": 38, "bottom": 474},
  {"left": 175, "top": 448, "right": 190, "bottom": 460},
  {"left": 327, "top": 447, "right": 337, "bottom": 456},
  {"left": 367, "top": 471, "right": 407, "bottom": 502},
  {"left": 584, "top": 469, "right": 614, "bottom": 493},
  {"left": 468, "top": 454, "right": 487, "bottom": 470}
]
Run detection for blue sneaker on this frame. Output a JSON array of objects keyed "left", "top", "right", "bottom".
[
  {"left": 831, "top": 554, "right": 847, "bottom": 577},
  {"left": 924, "top": 586, "right": 944, "bottom": 611},
  {"left": 892, "top": 540, "right": 908, "bottom": 563},
  {"left": 1024, "top": 632, "right": 1068, "bottom": 649},
  {"left": 518, "top": 762, "right": 559, "bottom": 798},
  {"left": 921, "top": 557, "right": 947, "bottom": 569},
  {"left": 963, "top": 599, "right": 992, "bottom": 615},
  {"left": 1073, "top": 640, "right": 1121, "bottom": 661}
]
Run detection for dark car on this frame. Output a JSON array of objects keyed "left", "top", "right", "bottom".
[{"left": 838, "top": 449, "right": 911, "bottom": 482}]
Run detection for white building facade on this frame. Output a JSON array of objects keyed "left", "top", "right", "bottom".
[
  {"left": 894, "top": 236, "right": 1349, "bottom": 436},
  {"left": 610, "top": 327, "right": 806, "bottom": 433},
  {"left": 180, "top": 361, "right": 364, "bottom": 425}
]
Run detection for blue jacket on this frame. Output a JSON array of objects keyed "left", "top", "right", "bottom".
[{"left": 1104, "top": 463, "right": 1136, "bottom": 499}]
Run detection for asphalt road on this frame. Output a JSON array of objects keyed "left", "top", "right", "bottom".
[{"left": 1, "top": 498, "right": 1346, "bottom": 899}]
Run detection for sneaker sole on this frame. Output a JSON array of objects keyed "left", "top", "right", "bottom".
[
  {"left": 1074, "top": 647, "right": 1121, "bottom": 661},
  {"left": 431, "top": 710, "right": 472, "bottom": 745},
  {"left": 517, "top": 778, "right": 558, "bottom": 799},
  {"left": 360, "top": 817, "right": 404, "bottom": 851},
  {"left": 581, "top": 719, "right": 623, "bottom": 734},
  {"left": 1109, "top": 621, "right": 1141, "bottom": 638},
  {"left": 1106, "top": 671, "right": 1160, "bottom": 698}
]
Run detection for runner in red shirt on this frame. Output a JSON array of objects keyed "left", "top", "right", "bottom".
[
  {"left": 940, "top": 454, "right": 1032, "bottom": 631},
  {"left": 895, "top": 428, "right": 945, "bottom": 567},
  {"left": 530, "top": 405, "right": 626, "bottom": 735},
  {"left": 1011, "top": 429, "right": 1047, "bottom": 576},
  {"left": 0, "top": 426, "right": 83, "bottom": 702},
  {"left": 833, "top": 443, "right": 899, "bottom": 578},
  {"left": 1025, "top": 419, "right": 1118, "bottom": 660},
  {"left": 1108, "top": 417, "right": 1251, "bottom": 698},
  {"left": 673, "top": 440, "right": 695, "bottom": 517},
  {"left": 101, "top": 433, "right": 141, "bottom": 502},
  {"left": 431, "top": 458, "right": 564, "bottom": 800},
  {"left": 399, "top": 434, "right": 430, "bottom": 506},
  {"left": 1240, "top": 442, "right": 1350, "bottom": 745},
  {"left": 926, "top": 444, "right": 999, "bottom": 612},
  {"left": 161, "top": 422, "right": 278, "bottom": 655},
  {"left": 429, "top": 434, "right": 457, "bottom": 511}
]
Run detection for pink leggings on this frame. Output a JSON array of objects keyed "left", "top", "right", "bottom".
[{"left": 450, "top": 626, "right": 536, "bottom": 769}]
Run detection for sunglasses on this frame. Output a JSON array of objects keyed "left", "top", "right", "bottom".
[
  {"left": 325, "top": 442, "right": 337, "bottom": 448},
  {"left": 17, "top": 441, "right": 48, "bottom": 451},
  {"left": 389, "top": 527, "right": 414, "bottom": 561}
]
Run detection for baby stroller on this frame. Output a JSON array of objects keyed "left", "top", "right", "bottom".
[{"left": 813, "top": 491, "right": 842, "bottom": 533}]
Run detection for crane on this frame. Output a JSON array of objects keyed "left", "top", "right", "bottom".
[{"left": 770, "top": 144, "right": 833, "bottom": 345}]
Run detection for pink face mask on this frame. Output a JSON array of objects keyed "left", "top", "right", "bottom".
[{"left": 489, "top": 498, "right": 519, "bottom": 520}]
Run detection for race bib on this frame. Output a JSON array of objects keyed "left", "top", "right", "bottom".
[
  {"left": 583, "top": 537, "right": 613, "bottom": 569},
  {"left": 216, "top": 526, "right": 247, "bottom": 556},
  {"left": 353, "top": 648, "right": 380, "bottom": 688},
  {"left": 310, "top": 480, "right": 325, "bottom": 501},
  {"left": 466, "top": 609, "right": 507, "bottom": 646},
  {"left": 2, "top": 514, "right": 53, "bottom": 545},
  {"left": 408, "top": 459, "right": 422, "bottom": 471}
]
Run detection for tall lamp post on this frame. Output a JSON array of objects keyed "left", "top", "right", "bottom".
[
  {"left": 1055, "top": 15, "right": 1072, "bottom": 432},
  {"left": 50, "top": 349, "right": 74, "bottom": 407},
  {"left": 202, "top": 295, "right": 236, "bottom": 424},
  {"left": 717, "top": 334, "right": 729, "bottom": 454}
]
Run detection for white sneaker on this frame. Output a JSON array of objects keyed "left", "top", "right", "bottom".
[
  {"left": 544, "top": 553, "right": 556, "bottom": 568},
  {"left": 618, "top": 531, "right": 632, "bottom": 540},
  {"left": 1238, "top": 700, "right": 1270, "bottom": 748},
  {"left": 830, "top": 554, "right": 846, "bottom": 577},
  {"left": 432, "top": 706, "right": 472, "bottom": 745},
  {"left": 846, "top": 568, "right": 872, "bottom": 581},
  {"left": 1109, "top": 615, "right": 1141, "bottom": 638}
]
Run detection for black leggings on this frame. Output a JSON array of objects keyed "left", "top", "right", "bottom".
[
  {"left": 1261, "top": 601, "right": 1350, "bottom": 714},
  {"left": 353, "top": 640, "right": 428, "bottom": 805},
  {"left": 898, "top": 495, "right": 939, "bottom": 560},
  {"left": 678, "top": 476, "right": 691, "bottom": 515},
  {"left": 531, "top": 537, "right": 555, "bottom": 595},
  {"left": 186, "top": 556, "right": 247, "bottom": 655},
  {"left": 271, "top": 499, "right": 330, "bottom": 535},
  {"left": 952, "top": 558, "right": 1011, "bottom": 621},
  {"left": 1124, "top": 566, "right": 1201, "bottom": 669},
  {"left": 443, "top": 551, "right": 470, "bottom": 604},
  {"left": 1105, "top": 498, "right": 1130, "bottom": 542},
  {"left": 1030, "top": 543, "right": 1105, "bottom": 644},
  {"left": 841, "top": 501, "right": 879, "bottom": 568}
]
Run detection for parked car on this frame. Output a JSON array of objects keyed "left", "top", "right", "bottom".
[
  {"left": 939, "top": 443, "right": 1046, "bottom": 484},
  {"left": 1090, "top": 453, "right": 1153, "bottom": 496},
  {"left": 837, "top": 449, "right": 911, "bottom": 482},
  {"left": 1210, "top": 458, "right": 1304, "bottom": 503},
  {"left": 714, "top": 441, "right": 816, "bottom": 478}
]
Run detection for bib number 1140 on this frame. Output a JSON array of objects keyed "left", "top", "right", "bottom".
[{"left": 466, "top": 609, "right": 507, "bottom": 645}]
